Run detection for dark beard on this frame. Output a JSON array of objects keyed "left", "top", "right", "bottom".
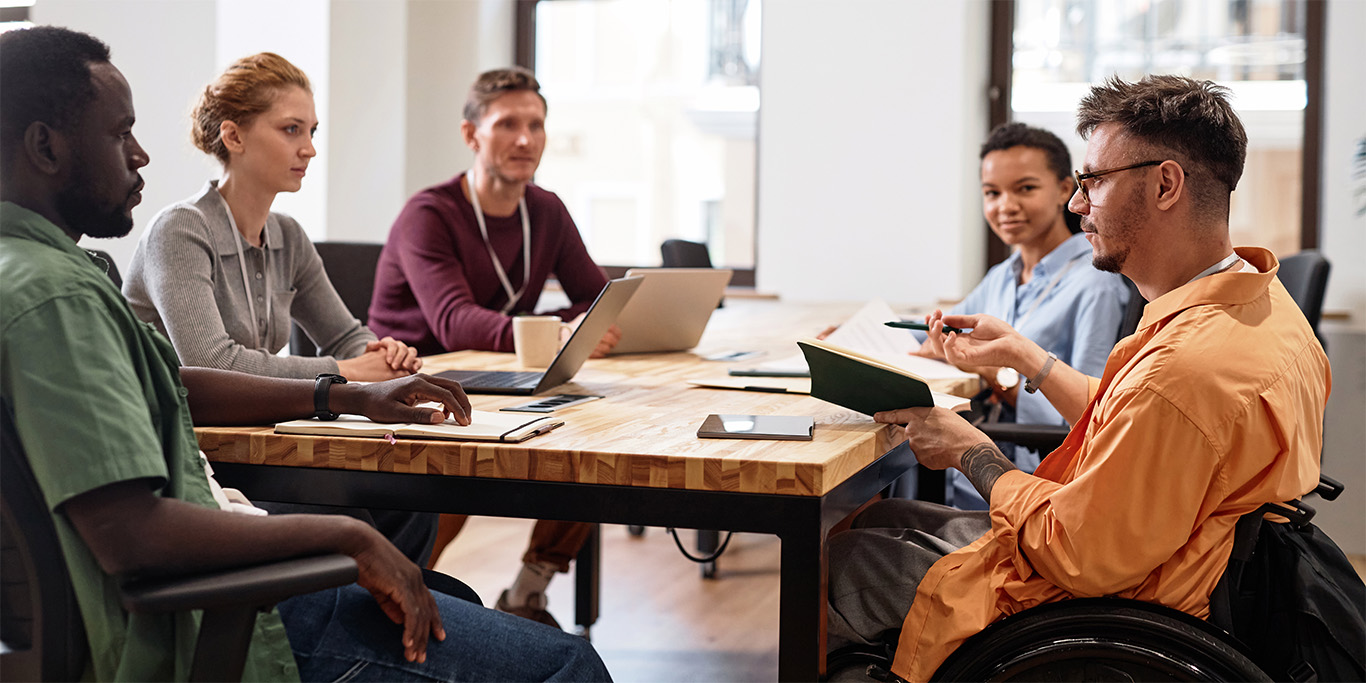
[
  {"left": 1093, "top": 250, "right": 1125, "bottom": 273},
  {"left": 54, "top": 166, "right": 136, "bottom": 240}
]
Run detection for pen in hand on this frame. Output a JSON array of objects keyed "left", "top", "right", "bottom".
[{"left": 884, "top": 320, "right": 965, "bottom": 334}]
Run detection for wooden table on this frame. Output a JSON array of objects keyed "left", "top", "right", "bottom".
[{"left": 197, "top": 300, "right": 974, "bottom": 681}]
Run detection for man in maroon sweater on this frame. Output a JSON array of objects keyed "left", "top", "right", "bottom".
[{"left": 369, "top": 67, "right": 617, "bottom": 629}]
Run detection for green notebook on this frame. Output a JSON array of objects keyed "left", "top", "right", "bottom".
[{"left": 797, "top": 338, "right": 971, "bottom": 416}]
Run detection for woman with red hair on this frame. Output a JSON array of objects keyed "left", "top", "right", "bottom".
[{"left": 125, "top": 52, "right": 417, "bottom": 381}]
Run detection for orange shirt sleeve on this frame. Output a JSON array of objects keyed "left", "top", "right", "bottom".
[{"left": 988, "top": 385, "right": 1224, "bottom": 596}]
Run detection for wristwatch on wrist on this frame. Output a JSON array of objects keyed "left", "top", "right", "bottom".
[
  {"left": 313, "top": 373, "right": 348, "bottom": 421},
  {"left": 1024, "top": 352, "right": 1058, "bottom": 395},
  {"left": 995, "top": 367, "right": 1020, "bottom": 390}
]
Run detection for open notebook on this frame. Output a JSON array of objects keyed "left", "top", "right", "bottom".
[
  {"left": 274, "top": 410, "right": 563, "bottom": 443},
  {"left": 798, "top": 338, "right": 971, "bottom": 416}
]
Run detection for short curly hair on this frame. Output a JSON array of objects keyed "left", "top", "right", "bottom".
[
  {"left": 0, "top": 26, "right": 112, "bottom": 162},
  {"left": 191, "top": 52, "right": 312, "bottom": 164},
  {"left": 980, "top": 122, "right": 1073, "bottom": 182},
  {"left": 1076, "top": 75, "right": 1247, "bottom": 202},
  {"left": 463, "top": 66, "right": 547, "bottom": 124}
]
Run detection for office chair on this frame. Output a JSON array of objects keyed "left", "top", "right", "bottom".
[
  {"left": 0, "top": 402, "right": 359, "bottom": 682},
  {"left": 1276, "top": 249, "right": 1331, "bottom": 347},
  {"left": 86, "top": 248, "right": 122, "bottom": 290},
  {"left": 289, "top": 242, "right": 386, "bottom": 357},
  {"left": 660, "top": 239, "right": 714, "bottom": 269},
  {"left": 827, "top": 477, "right": 1365, "bottom": 682}
]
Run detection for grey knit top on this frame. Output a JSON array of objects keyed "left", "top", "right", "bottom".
[{"left": 123, "top": 181, "right": 375, "bottom": 378}]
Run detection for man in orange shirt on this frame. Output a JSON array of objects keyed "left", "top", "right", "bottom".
[{"left": 826, "top": 75, "right": 1330, "bottom": 682}]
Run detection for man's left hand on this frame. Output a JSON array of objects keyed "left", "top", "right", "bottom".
[{"left": 873, "top": 406, "right": 992, "bottom": 471}]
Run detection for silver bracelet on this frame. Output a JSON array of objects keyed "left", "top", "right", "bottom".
[{"left": 1024, "top": 352, "right": 1057, "bottom": 394}]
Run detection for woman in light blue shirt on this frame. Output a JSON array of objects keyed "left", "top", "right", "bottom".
[{"left": 916, "top": 123, "right": 1130, "bottom": 509}]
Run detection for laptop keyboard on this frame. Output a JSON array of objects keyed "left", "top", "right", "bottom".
[{"left": 448, "top": 370, "right": 541, "bottom": 389}]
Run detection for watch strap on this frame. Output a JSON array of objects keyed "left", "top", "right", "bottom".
[
  {"left": 1024, "top": 352, "right": 1057, "bottom": 395},
  {"left": 314, "top": 373, "right": 347, "bottom": 421}
]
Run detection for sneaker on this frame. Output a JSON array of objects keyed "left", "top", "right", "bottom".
[{"left": 496, "top": 589, "right": 562, "bottom": 630}]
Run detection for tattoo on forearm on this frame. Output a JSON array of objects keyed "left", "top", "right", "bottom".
[{"left": 961, "top": 442, "right": 1017, "bottom": 504}]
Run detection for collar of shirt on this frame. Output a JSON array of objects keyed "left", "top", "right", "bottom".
[
  {"left": 202, "top": 180, "right": 286, "bottom": 255},
  {"left": 0, "top": 201, "right": 94, "bottom": 260},
  {"left": 1008, "top": 232, "right": 1093, "bottom": 282},
  {"left": 1137, "top": 246, "right": 1278, "bottom": 334}
]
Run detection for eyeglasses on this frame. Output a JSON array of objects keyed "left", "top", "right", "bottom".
[{"left": 1073, "top": 160, "right": 1163, "bottom": 205}]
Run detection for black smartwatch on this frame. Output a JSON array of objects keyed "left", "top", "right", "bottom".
[{"left": 314, "top": 373, "right": 347, "bottom": 421}]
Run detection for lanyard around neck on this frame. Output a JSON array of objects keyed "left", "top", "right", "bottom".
[
  {"left": 1186, "top": 252, "right": 1242, "bottom": 285},
  {"left": 224, "top": 207, "right": 271, "bottom": 348},
  {"left": 466, "top": 169, "right": 531, "bottom": 315}
]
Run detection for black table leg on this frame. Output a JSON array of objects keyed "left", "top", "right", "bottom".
[
  {"left": 776, "top": 503, "right": 825, "bottom": 682},
  {"left": 574, "top": 524, "right": 600, "bottom": 637}
]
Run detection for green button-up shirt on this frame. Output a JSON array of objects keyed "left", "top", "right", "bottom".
[{"left": 0, "top": 202, "right": 297, "bottom": 681}]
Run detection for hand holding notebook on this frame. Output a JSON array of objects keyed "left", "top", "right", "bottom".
[{"left": 798, "top": 338, "right": 971, "bottom": 416}]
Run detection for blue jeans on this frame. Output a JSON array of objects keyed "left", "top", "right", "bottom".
[{"left": 278, "top": 584, "right": 611, "bottom": 682}]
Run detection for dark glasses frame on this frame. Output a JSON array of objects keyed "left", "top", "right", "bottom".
[{"left": 1073, "top": 160, "right": 1164, "bottom": 204}]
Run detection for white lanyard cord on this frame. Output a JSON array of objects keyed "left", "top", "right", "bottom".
[
  {"left": 1186, "top": 252, "right": 1243, "bottom": 285},
  {"left": 466, "top": 168, "right": 531, "bottom": 315},
  {"left": 1013, "top": 253, "right": 1084, "bottom": 331},
  {"left": 225, "top": 208, "right": 271, "bottom": 348}
]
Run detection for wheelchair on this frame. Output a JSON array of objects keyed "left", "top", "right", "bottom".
[{"left": 825, "top": 476, "right": 1366, "bottom": 682}]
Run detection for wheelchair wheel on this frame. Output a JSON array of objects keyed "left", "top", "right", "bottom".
[{"left": 932, "top": 598, "right": 1271, "bottom": 682}]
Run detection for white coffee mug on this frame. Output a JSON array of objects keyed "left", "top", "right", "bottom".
[{"left": 513, "top": 315, "right": 562, "bottom": 368}]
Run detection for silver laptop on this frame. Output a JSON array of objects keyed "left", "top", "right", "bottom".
[
  {"left": 609, "top": 268, "right": 733, "bottom": 354},
  {"left": 436, "top": 276, "right": 643, "bottom": 394}
]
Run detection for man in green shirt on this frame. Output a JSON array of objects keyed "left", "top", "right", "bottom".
[{"left": 0, "top": 26, "right": 609, "bottom": 682}]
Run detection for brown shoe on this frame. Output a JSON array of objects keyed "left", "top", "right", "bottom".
[{"left": 496, "top": 589, "right": 562, "bottom": 629}]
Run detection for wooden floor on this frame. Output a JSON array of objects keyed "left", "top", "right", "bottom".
[
  {"left": 434, "top": 517, "right": 781, "bottom": 682},
  {"left": 435, "top": 517, "right": 1366, "bottom": 682}
]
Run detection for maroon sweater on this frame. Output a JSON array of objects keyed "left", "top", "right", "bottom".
[{"left": 368, "top": 173, "right": 607, "bottom": 354}]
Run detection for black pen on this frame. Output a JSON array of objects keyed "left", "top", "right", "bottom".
[{"left": 884, "top": 320, "right": 964, "bottom": 334}]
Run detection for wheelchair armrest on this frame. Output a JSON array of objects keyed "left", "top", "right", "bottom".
[
  {"left": 975, "top": 422, "right": 1071, "bottom": 451},
  {"left": 1314, "top": 474, "right": 1344, "bottom": 501},
  {"left": 120, "top": 554, "right": 357, "bottom": 614}
]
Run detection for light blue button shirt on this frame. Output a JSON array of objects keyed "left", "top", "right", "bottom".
[{"left": 916, "top": 232, "right": 1130, "bottom": 508}]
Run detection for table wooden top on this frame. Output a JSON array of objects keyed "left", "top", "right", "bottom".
[{"left": 197, "top": 300, "right": 977, "bottom": 497}]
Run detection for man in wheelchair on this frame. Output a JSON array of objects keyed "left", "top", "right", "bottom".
[{"left": 826, "top": 75, "right": 1361, "bottom": 682}]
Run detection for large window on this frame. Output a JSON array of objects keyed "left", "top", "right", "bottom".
[
  {"left": 994, "top": 0, "right": 1321, "bottom": 263},
  {"left": 520, "top": 0, "right": 760, "bottom": 279}
]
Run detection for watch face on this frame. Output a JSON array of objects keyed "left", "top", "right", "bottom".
[{"left": 996, "top": 367, "right": 1019, "bottom": 389}]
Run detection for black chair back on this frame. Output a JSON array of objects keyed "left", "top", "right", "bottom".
[
  {"left": 87, "top": 249, "right": 122, "bottom": 290},
  {"left": 660, "top": 239, "right": 713, "bottom": 268},
  {"left": 1117, "top": 275, "right": 1147, "bottom": 340},
  {"left": 1277, "top": 250, "right": 1330, "bottom": 345},
  {"left": 1, "top": 400, "right": 90, "bottom": 682},
  {"left": 290, "top": 242, "right": 385, "bottom": 357}
]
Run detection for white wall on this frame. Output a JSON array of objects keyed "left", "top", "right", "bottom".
[
  {"left": 1309, "top": 0, "right": 1366, "bottom": 554},
  {"left": 31, "top": 0, "right": 221, "bottom": 271},
  {"left": 328, "top": 0, "right": 406, "bottom": 242},
  {"left": 1319, "top": 0, "right": 1366, "bottom": 326},
  {"left": 756, "top": 0, "right": 989, "bottom": 305}
]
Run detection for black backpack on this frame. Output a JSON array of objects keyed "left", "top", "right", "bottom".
[{"left": 1210, "top": 497, "right": 1366, "bottom": 682}]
